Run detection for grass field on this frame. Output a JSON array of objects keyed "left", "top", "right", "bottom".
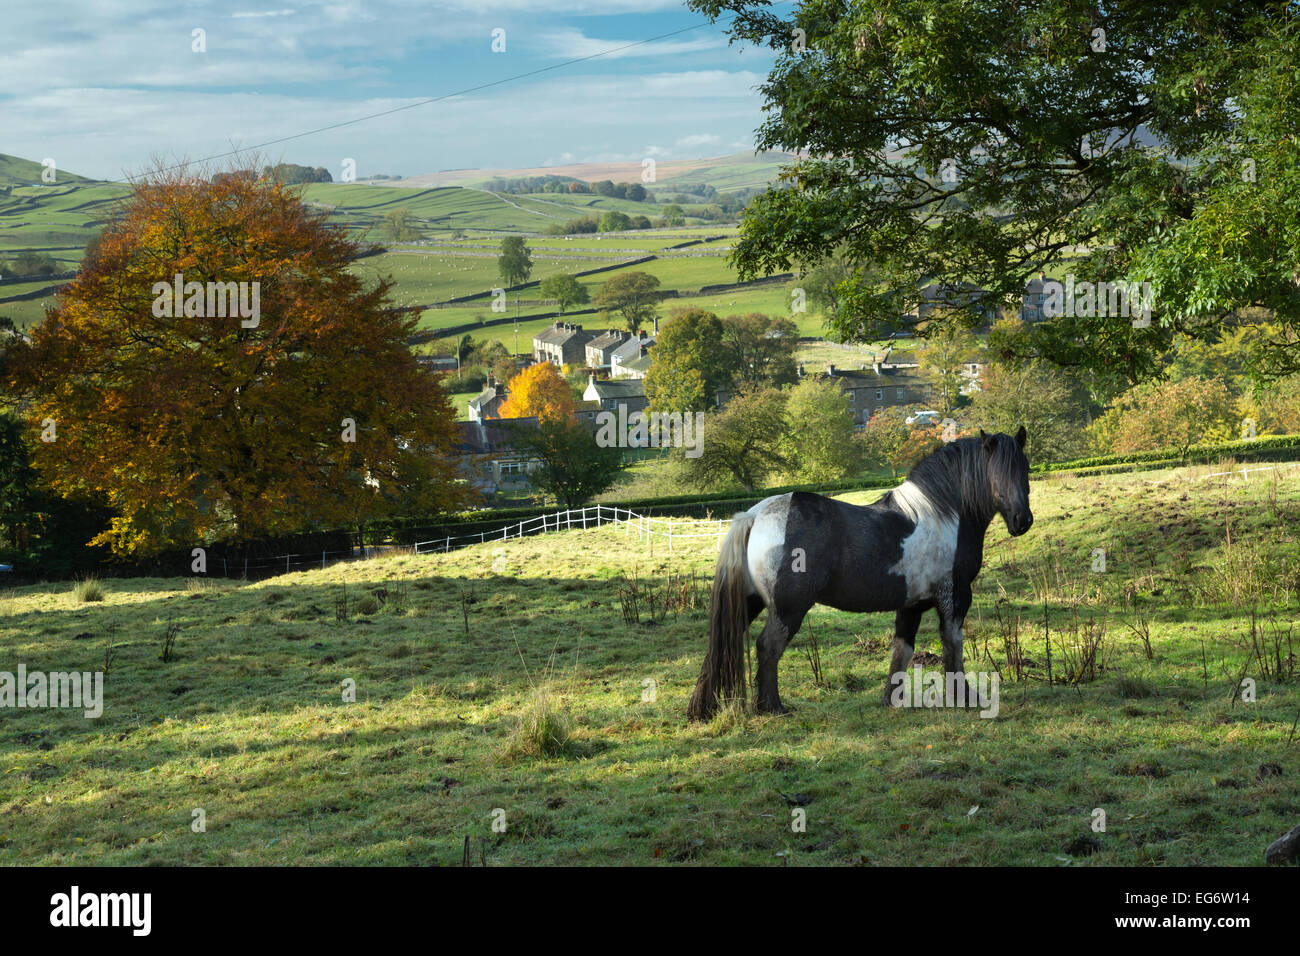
[
  {"left": 0, "top": 174, "right": 752, "bottom": 333},
  {"left": 2, "top": 460, "right": 1297, "bottom": 865}
]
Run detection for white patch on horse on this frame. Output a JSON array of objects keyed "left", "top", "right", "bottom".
[
  {"left": 745, "top": 493, "right": 792, "bottom": 606},
  {"left": 888, "top": 481, "right": 958, "bottom": 605}
]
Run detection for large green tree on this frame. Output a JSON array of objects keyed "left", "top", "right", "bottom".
[
  {"left": 781, "top": 376, "right": 865, "bottom": 483},
  {"left": 690, "top": 1, "right": 1300, "bottom": 384},
  {"left": 593, "top": 271, "right": 662, "bottom": 333},
  {"left": 644, "top": 308, "right": 732, "bottom": 412},
  {"left": 916, "top": 324, "right": 979, "bottom": 415},
  {"left": 498, "top": 236, "right": 533, "bottom": 288},
  {"left": 509, "top": 418, "right": 626, "bottom": 507},
  {"left": 966, "top": 360, "right": 1090, "bottom": 463},
  {"left": 721, "top": 312, "right": 800, "bottom": 390},
  {"left": 538, "top": 273, "right": 590, "bottom": 314},
  {"left": 684, "top": 386, "right": 791, "bottom": 492}
]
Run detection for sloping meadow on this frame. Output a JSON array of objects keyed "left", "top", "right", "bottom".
[{"left": 0, "top": 461, "right": 1296, "bottom": 865}]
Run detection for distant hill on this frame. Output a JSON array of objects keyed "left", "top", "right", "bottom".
[
  {"left": 392, "top": 151, "right": 800, "bottom": 191},
  {"left": 0, "top": 154, "right": 98, "bottom": 187}
]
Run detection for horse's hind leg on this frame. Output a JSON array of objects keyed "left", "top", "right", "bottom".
[
  {"left": 884, "top": 607, "right": 923, "bottom": 705},
  {"left": 756, "top": 605, "right": 805, "bottom": 715}
]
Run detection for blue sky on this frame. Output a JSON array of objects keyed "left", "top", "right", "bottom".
[{"left": 3, "top": 1, "right": 781, "bottom": 181}]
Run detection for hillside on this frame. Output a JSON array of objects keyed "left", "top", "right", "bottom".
[
  {"left": 389, "top": 150, "right": 798, "bottom": 190},
  {"left": 0, "top": 168, "right": 759, "bottom": 331},
  {"left": 1, "top": 459, "right": 1296, "bottom": 865},
  {"left": 0, "top": 153, "right": 98, "bottom": 187}
]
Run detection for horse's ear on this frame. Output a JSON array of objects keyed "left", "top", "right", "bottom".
[
  {"left": 980, "top": 429, "right": 994, "bottom": 453},
  {"left": 1015, "top": 425, "right": 1027, "bottom": 449}
]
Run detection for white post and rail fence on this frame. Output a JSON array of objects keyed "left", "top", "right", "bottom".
[{"left": 411, "top": 503, "right": 732, "bottom": 556}]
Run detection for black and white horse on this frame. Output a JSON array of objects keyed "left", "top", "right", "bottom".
[{"left": 687, "top": 428, "right": 1033, "bottom": 720}]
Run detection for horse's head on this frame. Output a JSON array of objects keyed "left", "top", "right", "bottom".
[{"left": 981, "top": 427, "right": 1033, "bottom": 536}]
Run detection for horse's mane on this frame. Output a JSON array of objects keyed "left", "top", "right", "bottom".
[{"left": 904, "top": 433, "right": 1021, "bottom": 523}]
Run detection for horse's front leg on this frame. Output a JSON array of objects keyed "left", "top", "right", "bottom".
[
  {"left": 883, "top": 606, "right": 924, "bottom": 706},
  {"left": 937, "top": 579, "right": 972, "bottom": 703}
]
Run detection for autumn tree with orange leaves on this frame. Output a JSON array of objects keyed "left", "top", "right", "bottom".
[
  {"left": 4, "top": 164, "right": 472, "bottom": 556},
  {"left": 495, "top": 361, "right": 576, "bottom": 422}
]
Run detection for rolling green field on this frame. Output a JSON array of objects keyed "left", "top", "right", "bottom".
[
  {"left": 1, "top": 460, "right": 1297, "bottom": 865},
  {"left": 0, "top": 168, "right": 759, "bottom": 335}
]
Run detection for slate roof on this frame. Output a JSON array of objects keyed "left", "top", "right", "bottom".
[{"left": 454, "top": 417, "right": 539, "bottom": 456}]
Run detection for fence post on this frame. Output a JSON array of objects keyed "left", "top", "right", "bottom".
[
  {"left": 717, "top": 522, "right": 724, "bottom": 550},
  {"left": 287, "top": 554, "right": 291, "bottom": 574},
  {"left": 668, "top": 521, "right": 673, "bottom": 552},
  {"left": 445, "top": 537, "right": 449, "bottom": 553},
  {"left": 321, "top": 551, "right": 326, "bottom": 570}
]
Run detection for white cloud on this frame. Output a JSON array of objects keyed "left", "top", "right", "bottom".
[{"left": 539, "top": 28, "right": 726, "bottom": 60}]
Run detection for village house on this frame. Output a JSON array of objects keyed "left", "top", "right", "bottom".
[
  {"left": 611, "top": 332, "right": 654, "bottom": 379},
  {"left": 916, "top": 281, "right": 998, "bottom": 327},
  {"left": 1021, "top": 274, "right": 1049, "bottom": 323},
  {"left": 453, "top": 417, "right": 542, "bottom": 495},
  {"left": 466, "top": 376, "right": 507, "bottom": 422},
  {"left": 583, "top": 375, "right": 650, "bottom": 416},
  {"left": 816, "top": 361, "right": 935, "bottom": 425},
  {"left": 533, "top": 321, "right": 593, "bottom": 367},
  {"left": 584, "top": 329, "right": 628, "bottom": 369}
]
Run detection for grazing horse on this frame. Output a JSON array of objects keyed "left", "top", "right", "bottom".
[{"left": 686, "top": 428, "right": 1033, "bottom": 721}]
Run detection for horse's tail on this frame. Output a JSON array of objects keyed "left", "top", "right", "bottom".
[{"left": 687, "top": 511, "right": 756, "bottom": 722}]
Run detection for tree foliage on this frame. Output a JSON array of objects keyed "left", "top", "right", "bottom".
[
  {"left": 721, "top": 312, "right": 799, "bottom": 390},
  {"left": 1087, "top": 376, "right": 1239, "bottom": 458},
  {"left": 690, "top": 1, "right": 1300, "bottom": 384},
  {"left": 966, "top": 360, "right": 1090, "bottom": 463},
  {"left": 498, "top": 236, "right": 533, "bottom": 288},
  {"left": 916, "top": 324, "right": 979, "bottom": 415},
  {"left": 4, "top": 165, "right": 470, "bottom": 556},
  {"left": 644, "top": 308, "right": 730, "bottom": 412},
  {"left": 538, "top": 273, "right": 590, "bottom": 314},
  {"left": 496, "top": 361, "right": 575, "bottom": 422},
  {"left": 508, "top": 417, "right": 626, "bottom": 508},
  {"left": 781, "top": 376, "right": 865, "bottom": 483},
  {"left": 593, "top": 271, "right": 662, "bottom": 333},
  {"left": 684, "top": 386, "right": 790, "bottom": 492}
]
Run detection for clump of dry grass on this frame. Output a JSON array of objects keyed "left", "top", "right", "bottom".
[
  {"left": 72, "top": 574, "right": 104, "bottom": 603},
  {"left": 506, "top": 684, "right": 573, "bottom": 758}
]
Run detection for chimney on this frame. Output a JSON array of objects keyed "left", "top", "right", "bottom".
[
  {"left": 826, "top": 362, "right": 836, "bottom": 376},
  {"left": 873, "top": 362, "right": 880, "bottom": 374},
  {"left": 588, "top": 373, "right": 596, "bottom": 390},
  {"left": 554, "top": 320, "right": 563, "bottom": 329},
  {"left": 797, "top": 362, "right": 804, "bottom": 377},
  {"left": 576, "top": 324, "right": 583, "bottom": 331},
  {"left": 638, "top": 329, "right": 647, "bottom": 340}
]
